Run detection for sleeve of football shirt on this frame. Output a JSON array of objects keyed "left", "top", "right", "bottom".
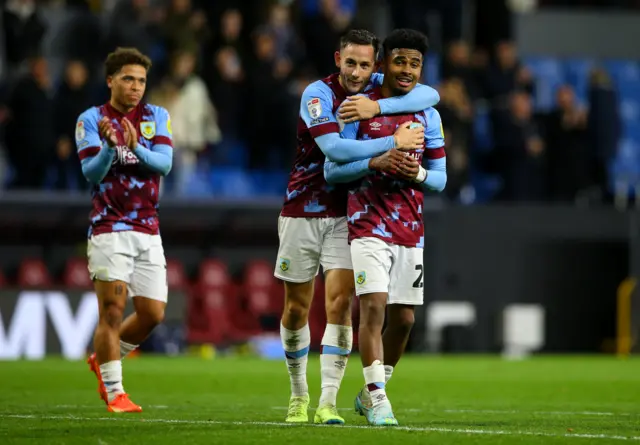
[
  {"left": 75, "top": 108, "right": 116, "bottom": 184},
  {"left": 417, "top": 108, "right": 447, "bottom": 192},
  {"left": 133, "top": 106, "right": 173, "bottom": 176},
  {"left": 301, "top": 81, "right": 395, "bottom": 163}
]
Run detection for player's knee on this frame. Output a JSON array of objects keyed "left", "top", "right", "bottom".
[
  {"left": 284, "top": 298, "right": 310, "bottom": 323},
  {"left": 326, "top": 292, "right": 352, "bottom": 323},
  {"left": 142, "top": 307, "right": 165, "bottom": 327},
  {"left": 100, "top": 302, "right": 124, "bottom": 329},
  {"left": 360, "top": 297, "right": 386, "bottom": 325},
  {"left": 283, "top": 282, "right": 313, "bottom": 323},
  {"left": 396, "top": 310, "right": 415, "bottom": 333}
]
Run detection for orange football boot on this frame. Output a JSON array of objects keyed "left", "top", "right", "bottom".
[
  {"left": 107, "top": 393, "right": 143, "bottom": 413},
  {"left": 86, "top": 353, "right": 108, "bottom": 404}
]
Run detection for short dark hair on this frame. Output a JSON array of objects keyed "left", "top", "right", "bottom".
[
  {"left": 104, "top": 47, "right": 152, "bottom": 77},
  {"left": 339, "top": 29, "right": 380, "bottom": 57},
  {"left": 382, "top": 29, "right": 429, "bottom": 58}
]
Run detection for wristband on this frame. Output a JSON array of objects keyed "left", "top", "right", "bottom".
[{"left": 414, "top": 166, "right": 427, "bottom": 183}]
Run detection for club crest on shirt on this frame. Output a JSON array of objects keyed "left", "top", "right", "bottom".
[
  {"left": 140, "top": 121, "right": 156, "bottom": 139},
  {"left": 75, "top": 121, "right": 85, "bottom": 141},
  {"left": 307, "top": 98, "right": 322, "bottom": 119}
]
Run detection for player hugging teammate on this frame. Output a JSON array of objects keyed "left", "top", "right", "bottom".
[
  {"left": 324, "top": 28, "right": 447, "bottom": 426},
  {"left": 275, "top": 28, "right": 443, "bottom": 425}
]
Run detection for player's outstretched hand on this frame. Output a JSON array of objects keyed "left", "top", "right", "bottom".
[
  {"left": 338, "top": 96, "right": 380, "bottom": 123},
  {"left": 122, "top": 118, "right": 138, "bottom": 151},
  {"left": 98, "top": 117, "right": 118, "bottom": 147},
  {"left": 393, "top": 121, "right": 424, "bottom": 151}
]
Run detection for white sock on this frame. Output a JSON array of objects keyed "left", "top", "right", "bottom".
[
  {"left": 363, "top": 360, "right": 387, "bottom": 407},
  {"left": 319, "top": 324, "right": 353, "bottom": 407},
  {"left": 120, "top": 340, "right": 138, "bottom": 359},
  {"left": 100, "top": 360, "right": 124, "bottom": 402},
  {"left": 384, "top": 365, "right": 394, "bottom": 384},
  {"left": 281, "top": 323, "right": 310, "bottom": 397}
]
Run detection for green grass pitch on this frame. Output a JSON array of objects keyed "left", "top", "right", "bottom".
[{"left": 0, "top": 355, "right": 638, "bottom": 444}]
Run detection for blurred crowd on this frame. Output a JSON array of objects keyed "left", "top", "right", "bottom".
[{"left": 0, "top": 0, "right": 630, "bottom": 203}]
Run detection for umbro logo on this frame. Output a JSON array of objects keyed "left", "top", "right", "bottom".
[{"left": 370, "top": 122, "right": 382, "bottom": 131}]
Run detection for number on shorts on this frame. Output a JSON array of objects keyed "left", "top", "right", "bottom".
[{"left": 413, "top": 264, "right": 424, "bottom": 288}]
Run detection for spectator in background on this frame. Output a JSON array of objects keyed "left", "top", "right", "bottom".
[
  {"left": 442, "top": 41, "right": 481, "bottom": 101},
  {"left": 588, "top": 68, "right": 621, "bottom": 195},
  {"left": 301, "top": 0, "right": 353, "bottom": 77},
  {"left": 5, "top": 56, "right": 55, "bottom": 189},
  {"left": 53, "top": 59, "right": 94, "bottom": 190},
  {"left": 162, "top": 0, "right": 209, "bottom": 55},
  {"left": 544, "top": 85, "right": 590, "bottom": 202},
  {"left": 2, "top": 0, "right": 46, "bottom": 76},
  {"left": 262, "top": 3, "right": 305, "bottom": 71},
  {"left": 206, "top": 8, "right": 249, "bottom": 65},
  {"left": 247, "top": 30, "right": 293, "bottom": 170},
  {"left": 495, "top": 91, "right": 546, "bottom": 202},
  {"left": 484, "top": 41, "right": 534, "bottom": 104},
  {"left": 53, "top": 0, "right": 103, "bottom": 77},
  {"left": 438, "top": 78, "right": 473, "bottom": 200},
  {"left": 105, "top": 0, "right": 164, "bottom": 71},
  {"left": 151, "top": 50, "right": 221, "bottom": 194},
  {"left": 209, "top": 46, "right": 245, "bottom": 147}
]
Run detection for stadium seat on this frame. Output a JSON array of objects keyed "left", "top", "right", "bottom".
[
  {"left": 62, "top": 257, "right": 92, "bottom": 289},
  {"left": 188, "top": 259, "right": 250, "bottom": 345},
  {"left": 472, "top": 103, "right": 493, "bottom": 152},
  {"left": 238, "top": 260, "right": 283, "bottom": 334},
  {"left": 424, "top": 53, "right": 441, "bottom": 87},
  {"left": 17, "top": 258, "right": 53, "bottom": 288},
  {"left": 522, "top": 56, "right": 566, "bottom": 111},
  {"left": 209, "top": 168, "right": 254, "bottom": 198},
  {"left": 166, "top": 258, "right": 188, "bottom": 290},
  {"left": 603, "top": 59, "right": 640, "bottom": 96},
  {"left": 198, "top": 258, "right": 232, "bottom": 288},
  {"left": 563, "top": 58, "right": 595, "bottom": 106},
  {"left": 609, "top": 139, "right": 640, "bottom": 197}
]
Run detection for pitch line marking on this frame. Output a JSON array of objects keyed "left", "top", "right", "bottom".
[{"left": 2, "top": 414, "right": 639, "bottom": 441}]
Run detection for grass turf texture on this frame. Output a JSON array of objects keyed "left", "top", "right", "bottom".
[{"left": 0, "top": 355, "right": 638, "bottom": 444}]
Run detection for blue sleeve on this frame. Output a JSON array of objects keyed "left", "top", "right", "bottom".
[
  {"left": 419, "top": 157, "right": 447, "bottom": 192},
  {"left": 370, "top": 72, "right": 384, "bottom": 86},
  {"left": 424, "top": 108, "right": 445, "bottom": 149},
  {"left": 300, "top": 81, "right": 340, "bottom": 133},
  {"left": 418, "top": 108, "right": 447, "bottom": 192},
  {"left": 324, "top": 158, "right": 372, "bottom": 184},
  {"left": 75, "top": 108, "right": 115, "bottom": 184},
  {"left": 133, "top": 106, "right": 173, "bottom": 176},
  {"left": 302, "top": 80, "right": 394, "bottom": 162},
  {"left": 315, "top": 131, "right": 394, "bottom": 163},
  {"left": 378, "top": 84, "right": 440, "bottom": 115}
]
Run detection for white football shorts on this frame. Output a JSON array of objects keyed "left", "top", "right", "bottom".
[
  {"left": 87, "top": 231, "right": 168, "bottom": 302},
  {"left": 351, "top": 236, "right": 424, "bottom": 305},
  {"left": 274, "top": 216, "right": 352, "bottom": 283}
]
